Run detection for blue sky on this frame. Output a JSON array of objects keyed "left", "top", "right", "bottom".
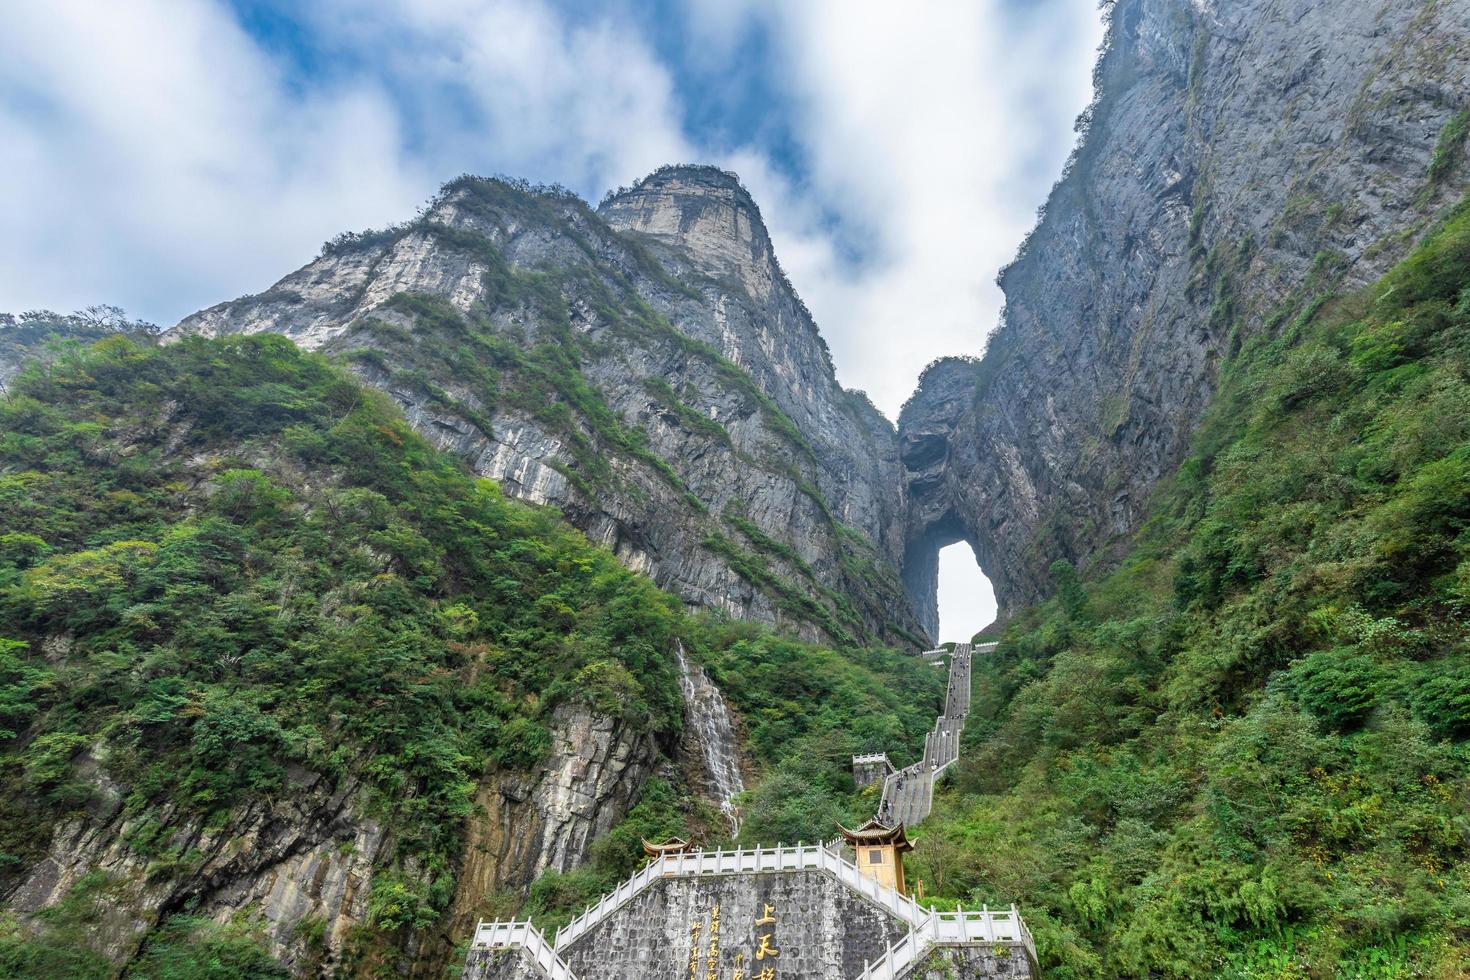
[{"left": 0, "top": 0, "right": 1105, "bottom": 637}]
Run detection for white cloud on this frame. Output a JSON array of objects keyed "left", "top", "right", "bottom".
[
  {"left": 0, "top": 0, "right": 693, "bottom": 325},
  {"left": 0, "top": 0, "right": 1102, "bottom": 418},
  {"left": 0, "top": 0, "right": 1100, "bottom": 638},
  {"left": 0, "top": 0, "right": 426, "bottom": 324},
  {"left": 308, "top": 0, "right": 695, "bottom": 192},
  {"left": 686, "top": 0, "right": 1106, "bottom": 416}
]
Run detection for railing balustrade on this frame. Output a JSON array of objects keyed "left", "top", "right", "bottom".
[
  {"left": 490, "top": 843, "right": 936, "bottom": 954},
  {"left": 854, "top": 903, "right": 1037, "bottom": 980},
  {"left": 470, "top": 919, "right": 578, "bottom": 980}
]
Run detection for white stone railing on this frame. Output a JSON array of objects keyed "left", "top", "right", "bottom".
[
  {"left": 470, "top": 919, "right": 578, "bottom": 980},
  {"left": 542, "top": 842, "right": 932, "bottom": 951},
  {"left": 474, "top": 892, "right": 1034, "bottom": 980},
  {"left": 856, "top": 905, "right": 1036, "bottom": 980}
]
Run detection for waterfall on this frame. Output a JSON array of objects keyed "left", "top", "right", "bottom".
[{"left": 674, "top": 643, "right": 745, "bottom": 835}]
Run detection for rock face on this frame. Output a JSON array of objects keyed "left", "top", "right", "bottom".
[
  {"left": 898, "top": 359, "right": 985, "bottom": 639},
  {"left": 3, "top": 705, "right": 654, "bottom": 976},
  {"left": 899, "top": 0, "right": 1470, "bottom": 612},
  {"left": 443, "top": 704, "right": 662, "bottom": 957},
  {"left": 169, "top": 167, "right": 927, "bottom": 648},
  {"left": 6, "top": 745, "right": 388, "bottom": 974},
  {"left": 8, "top": 3, "right": 1470, "bottom": 634}
]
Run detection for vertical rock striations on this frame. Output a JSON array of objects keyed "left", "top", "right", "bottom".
[
  {"left": 898, "top": 0, "right": 1470, "bottom": 614},
  {"left": 169, "top": 167, "right": 926, "bottom": 648},
  {"left": 2, "top": 708, "right": 657, "bottom": 977}
]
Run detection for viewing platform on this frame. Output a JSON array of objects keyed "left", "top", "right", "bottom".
[{"left": 466, "top": 842, "right": 1035, "bottom": 980}]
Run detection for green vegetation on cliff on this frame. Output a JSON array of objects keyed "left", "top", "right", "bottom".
[
  {"left": 0, "top": 332, "right": 691, "bottom": 971},
  {"left": 325, "top": 175, "right": 913, "bottom": 648},
  {"left": 0, "top": 331, "right": 941, "bottom": 975},
  {"left": 909, "top": 201, "right": 1470, "bottom": 976}
]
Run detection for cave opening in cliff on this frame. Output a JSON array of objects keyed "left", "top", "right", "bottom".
[{"left": 937, "top": 541, "right": 996, "bottom": 643}]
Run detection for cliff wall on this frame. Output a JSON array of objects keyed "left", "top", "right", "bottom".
[
  {"left": 170, "top": 168, "right": 927, "bottom": 647},
  {"left": 899, "top": 0, "right": 1470, "bottom": 612}
]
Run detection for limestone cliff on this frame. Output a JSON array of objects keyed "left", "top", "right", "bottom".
[
  {"left": 4, "top": 706, "right": 655, "bottom": 977},
  {"left": 899, "top": 0, "right": 1470, "bottom": 613},
  {"left": 170, "top": 167, "right": 926, "bottom": 649}
]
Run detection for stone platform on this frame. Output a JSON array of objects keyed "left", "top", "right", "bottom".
[{"left": 464, "top": 845, "right": 1035, "bottom": 980}]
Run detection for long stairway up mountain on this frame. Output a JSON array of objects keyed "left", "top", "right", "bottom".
[
  {"left": 872, "top": 642, "right": 985, "bottom": 830},
  {"left": 466, "top": 842, "right": 1036, "bottom": 980},
  {"left": 466, "top": 638, "right": 1026, "bottom": 979}
]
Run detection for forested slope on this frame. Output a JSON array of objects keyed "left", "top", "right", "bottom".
[
  {"left": 0, "top": 334, "right": 942, "bottom": 977},
  {"left": 906, "top": 200, "right": 1470, "bottom": 976}
]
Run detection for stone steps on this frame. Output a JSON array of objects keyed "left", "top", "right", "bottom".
[
  {"left": 467, "top": 848, "right": 1035, "bottom": 979},
  {"left": 876, "top": 643, "right": 974, "bottom": 828},
  {"left": 462, "top": 642, "right": 1040, "bottom": 980},
  {"left": 855, "top": 905, "right": 1034, "bottom": 980}
]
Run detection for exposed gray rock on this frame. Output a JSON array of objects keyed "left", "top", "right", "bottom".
[
  {"left": 5, "top": 704, "right": 654, "bottom": 979},
  {"left": 167, "top": 168, "right": 928, "bottom": 649},
  {"left": 437, "top": 704, "right": 661, "bottom": 974},
  {"left": 7, "top": 744, "right": 387, "bottom": 975},
  {"left": 909, "top": 945, "right": 1035, "bottom": 980},
  {"left": 899, "top": 0, "right": 1470, "bottom": 613}
]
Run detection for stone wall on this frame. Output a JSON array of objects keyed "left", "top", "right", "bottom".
[
  {"left": 852, "top": 754, "right": 893, "bottom": 791},
  {"left": 559, "top": 869, "right": 911, "bottom": 980},
  {"left": 462, "top": 946, "right": 549, "bottom": 980},
  {"left": 907, "top": 946, "right": 1034, "bottom": 980}
]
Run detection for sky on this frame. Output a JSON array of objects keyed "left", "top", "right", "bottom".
[
  {"left": 0, "top": 0, "right": 1105, "bottom": 637},
  {"left": 939, "top": 543, "right": 998, "bottom": 642}
]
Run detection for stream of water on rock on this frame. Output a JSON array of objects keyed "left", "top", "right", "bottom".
[{"left": 674, "top": 642, "right": 745, "bottom": 835}]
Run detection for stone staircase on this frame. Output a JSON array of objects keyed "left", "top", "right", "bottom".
[
  {"left": 876, "top": 642, "right": 988, "bottom": 828},
  {"left": 469, "top": 842, "right": 1035, "bottom": 979},
  {"left": 853, "top": 903, "right": 1028, "bottom": 980},
  {"left": 471, "top": 921, "right": 577, "bottom": 980},
  {"left": 548, "top": 843, "right": 926, "bottom": 950}
]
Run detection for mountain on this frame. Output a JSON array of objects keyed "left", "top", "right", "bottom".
[
  {"left": 908, "top": 187, "right": 1470, "bottom": 980},
  {"left": 900, "top": 0, "right": 1470, "bottom": 613},
  {"left": 3, "top": 0, "right": 1470, "bottom": 975},
  {"left": 169, "top": 166, "right": 928, "bottom": 650},
  {"left": 0, "top": 334, "right": 943, "bottom": 976},
  {"left": 891, "top": 0, "right": 1470, "bottom": 974}
]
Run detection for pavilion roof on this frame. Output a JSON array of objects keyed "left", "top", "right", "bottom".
[
  {"left": 642, "top": 836, "right": 694, "bottom": 857},
  {"left": 837, "top": 819, "right": 914, "bottom": 852}
]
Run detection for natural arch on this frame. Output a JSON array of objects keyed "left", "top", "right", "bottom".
[{"left": 900, "top": 509, "right": 996, "bottom": 643}]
